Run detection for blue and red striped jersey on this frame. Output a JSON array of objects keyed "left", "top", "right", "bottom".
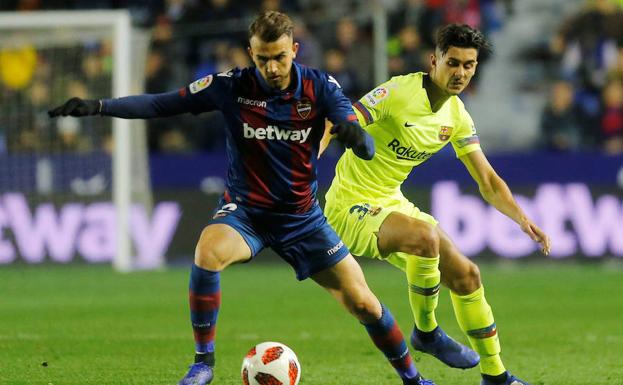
[
  {"left": 181, "top": 62, "right": 357, "bottom": 213},
  {"left": 101, "top": 62, "right": 359, "bottom": 213}
]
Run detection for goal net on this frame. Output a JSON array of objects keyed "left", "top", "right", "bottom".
[{"left": 0, "top": 10, "right": 154, "bottom": 271}]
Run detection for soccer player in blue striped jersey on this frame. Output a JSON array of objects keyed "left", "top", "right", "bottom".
[{"left": 49, "top": 11, "right": 437, "bottom": 385}]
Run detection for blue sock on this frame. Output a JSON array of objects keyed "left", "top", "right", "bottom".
[
  {"left": 363, "top": 304, "right": 419, "bottom": 380},
  {"left": 189, "top": 264, "right": 220, "bottom": 355}
]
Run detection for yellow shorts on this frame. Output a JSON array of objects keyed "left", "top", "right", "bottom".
[{"left": 324, "top": 195, "right": 438, "bottom": 272}]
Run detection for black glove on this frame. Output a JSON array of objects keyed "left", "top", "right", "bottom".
[
  {"left": 48, "top": 97, "right": 101, "bottom": 118},
  {"left": 330, "top": 121, "right": 365, "bottom": 149},
  {"left": 330, "top": 121, "right": 375, "bottom": 160}
]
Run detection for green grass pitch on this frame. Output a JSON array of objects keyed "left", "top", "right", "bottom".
[{"left": 1, "top": 261, "right": 621, "bottom": 385}]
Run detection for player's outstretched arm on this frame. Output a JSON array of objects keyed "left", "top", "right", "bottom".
[
  {"left": 459, "top": 150, "right": 551, "bottom": 255},
  {"left": 49, "top": 90, "right": 194, "bottom": 120},
  {"left": 330, "top": 121, "right": 375, "bottom": 160}
]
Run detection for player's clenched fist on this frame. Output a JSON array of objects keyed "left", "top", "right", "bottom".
[
  {"left": 48, "top": 97, "right": 101, "bottom": 118},
  {"left": 330, "top": 121, "right": 364, "bottom": 148},
  {"left": 330, "top": 121, "right": 375, "bottom": 160}
]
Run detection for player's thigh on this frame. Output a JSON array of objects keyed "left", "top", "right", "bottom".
[
  {"left": 310, "top": 253, "right": 381, "bottom": 321},
  {"left": 195, "top": 223, "right": 252, "bottom": 271},
  {"left": 324, "top": 201, "right": 388, "bottom": 260},
  {"left": 437, "top": 226, "right": 481, "bottom": 294},
  {"left": 376, "top": 206, "right": 440, "bottom": 257}
]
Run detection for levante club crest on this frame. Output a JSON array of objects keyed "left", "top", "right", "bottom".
[
  {"left": 296, "top": 98, "right": 312, "bottom": 119},
  {"left": 439, "top": 126, "right": 453, "bottom": 141}
]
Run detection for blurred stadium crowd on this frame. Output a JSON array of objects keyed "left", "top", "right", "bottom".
[
  {"left": 534, "top": 0, "right": 623, "bottom": 154},
  {"left": 0, "top": 0, "right": 622, "bottom": 155}
]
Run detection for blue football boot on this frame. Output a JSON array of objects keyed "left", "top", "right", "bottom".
[
  {"left": 178, "top": 362, "right": 213, "bottom": 385},
  {"left": 403, "top": 375, "right": 437, "bottom": 385},
  {"left": 410, "top": 326, "right": 480, "bottom": 369},
  {"left": 481, "top": 372, "right": 531, "bottom": 385}
]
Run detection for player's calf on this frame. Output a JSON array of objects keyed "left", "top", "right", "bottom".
[{"left": 442, "top": 259, "right": 481, "bottom": 295}]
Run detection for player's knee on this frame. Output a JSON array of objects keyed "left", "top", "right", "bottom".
[
  {"left": 449, "top": 261, "right": 481, "bottom": 295},
  {"left": 194, "top": 240, "right": 230, "bottom": 271},
  {"left": 405, "top": 222, "right": 439, "bottom": 258}
]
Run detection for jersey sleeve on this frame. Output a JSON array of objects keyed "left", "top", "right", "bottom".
[
  {"left": 352, "top": 79, "right": 394, "bottom": 127},
  {"left": 451, "top": 109, "right": 481, "bottom": 157},
  {"left": 320, "top": 73, "right": 358, "bottom": 124},
  {"left": 181, "top": 70, "right": 236, "bottom": 114}
]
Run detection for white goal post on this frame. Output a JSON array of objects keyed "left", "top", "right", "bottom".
[{"left": 0, "top": 10, "right": 146, "bottom": 271}]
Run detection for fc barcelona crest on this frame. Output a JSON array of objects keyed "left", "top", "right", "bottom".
[
  {"left": 439, "top": 126, "right": 453, "bottom": 141},
  {"left": 296, "top": 98, "right": 312, "bottom": 119}
]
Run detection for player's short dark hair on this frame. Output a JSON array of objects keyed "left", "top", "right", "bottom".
[
  {"left": 248, "top": 11, "right": 294, "bottom": 42},
  {"left": 436, "top": 24, "right": 491, "bottom": 55}
]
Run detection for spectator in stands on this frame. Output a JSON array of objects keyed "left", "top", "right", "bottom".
[
  {"left": 539, "top": 80, "right": 584, "bottom": 151},
  {"left": 388, "top": 0, "right": 426, "bottom": 37},
  {"left": 324, "top": 48, "right": 359, "bottom": 99},
  {"left": 417, "top": 0, "right": 445, "bottom": 48},
  {"left": 28, "top": 82, "right": 54, "bottom": 145},
  {"left": 443, "top": 0, "right": 482, "bottom": 29},
  {"left": 159, "top": 128, "right": 192, "bottom": 153},
  {"left": 292, "top": 19, "right": 322, "bottom": 68},
  {"left": 145, "top": 47, "right": 175, "bottom": 152},
  {"left": 188, "top": 0, "right": 244, "bottom": 24},
  {"left": 599, "top": 79, "right": 623, "bottom": 154},
  {"left": 82, "top": 49, "right": 110, "bottom": 92},
  {"left": 387, "top": 25, "right": 428, "bottom": 76},
  {"left": 260, "top": 0, "right": 300, "bottom": 13},
  {"left": 332, "top": 17, "right": 372, "bottom": 96},
  {"left": 554, "top": 0, "right": 623, "bottom": 93},
  {"left": 228, "top": 46, "right": 252, "bottom": 69},
  {"left": 607, "top": 45, "right": 623, "bottom": 81}
]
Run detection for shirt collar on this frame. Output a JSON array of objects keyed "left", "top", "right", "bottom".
[{"left": 254, "top": 61, "right": 302, "bottom": 100}]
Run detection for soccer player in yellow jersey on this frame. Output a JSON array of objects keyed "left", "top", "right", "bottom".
[{"left": 324, "top": 24, "right": 551, "bottom": 385}]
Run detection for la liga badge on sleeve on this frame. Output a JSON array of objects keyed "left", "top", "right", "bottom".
[{"left": 189, "top": 75, "right": 213, "bottom": 94}]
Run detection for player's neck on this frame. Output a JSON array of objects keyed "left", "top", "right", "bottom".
[
  {"left": 279, "top": 67, "right": 294, "bottom": 91},
  {"left": 423, "top": 74, "right": 451, "bottom": 112}
]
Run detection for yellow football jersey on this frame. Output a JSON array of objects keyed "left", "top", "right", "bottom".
[{"left": 326, "top": 72, "right": 481, "bottom": 203}]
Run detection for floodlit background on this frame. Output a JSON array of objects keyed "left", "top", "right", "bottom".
[{"left": 0, "top": 1, "right": 622, "bottom": 385}]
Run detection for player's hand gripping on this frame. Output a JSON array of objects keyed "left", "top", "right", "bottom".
[
  {"left": 48, "top": 97, "right": 102, "bottom": 118},
  {"left": 330, "top": 121, "right": 364, "bottom": 148},
  {"left": 519, "top": 218, "right": 551, "bottom": 255},
  {"left": 330, "top": 121, "right": 375, "bottom": 160}
]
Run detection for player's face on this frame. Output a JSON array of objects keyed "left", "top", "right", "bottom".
[
  {"left": 248, "top": 34, "right": 299, "bottom": 90},
  {"left": 430, "top": 46, "right": 478, "bottom": 95}
]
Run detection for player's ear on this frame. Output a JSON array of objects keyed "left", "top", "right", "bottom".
[
  {"left": 247, "top": 46, "right": 254, "bottom": 60},
  {"left": 292, "top": 41, "right": 299, "bottom": 59}
]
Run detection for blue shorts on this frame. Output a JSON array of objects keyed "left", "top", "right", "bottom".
[{"left": 209, "top": 199, "right": 350, "bottom": 280}]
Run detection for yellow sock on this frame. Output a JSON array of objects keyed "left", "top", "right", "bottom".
[
  {"left": 405, "top": 254, "right": 440, "bottom": 332},
  {"left": 450, "top": 286, "right": 506, "bottom": 376}
]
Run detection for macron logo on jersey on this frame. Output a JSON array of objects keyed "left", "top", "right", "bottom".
[
  {"left": 243, "top": 123, "right": 312, "bottom": 143},
  {"left": 237, "top": 97, "right": 267, "bottom": 108}
]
